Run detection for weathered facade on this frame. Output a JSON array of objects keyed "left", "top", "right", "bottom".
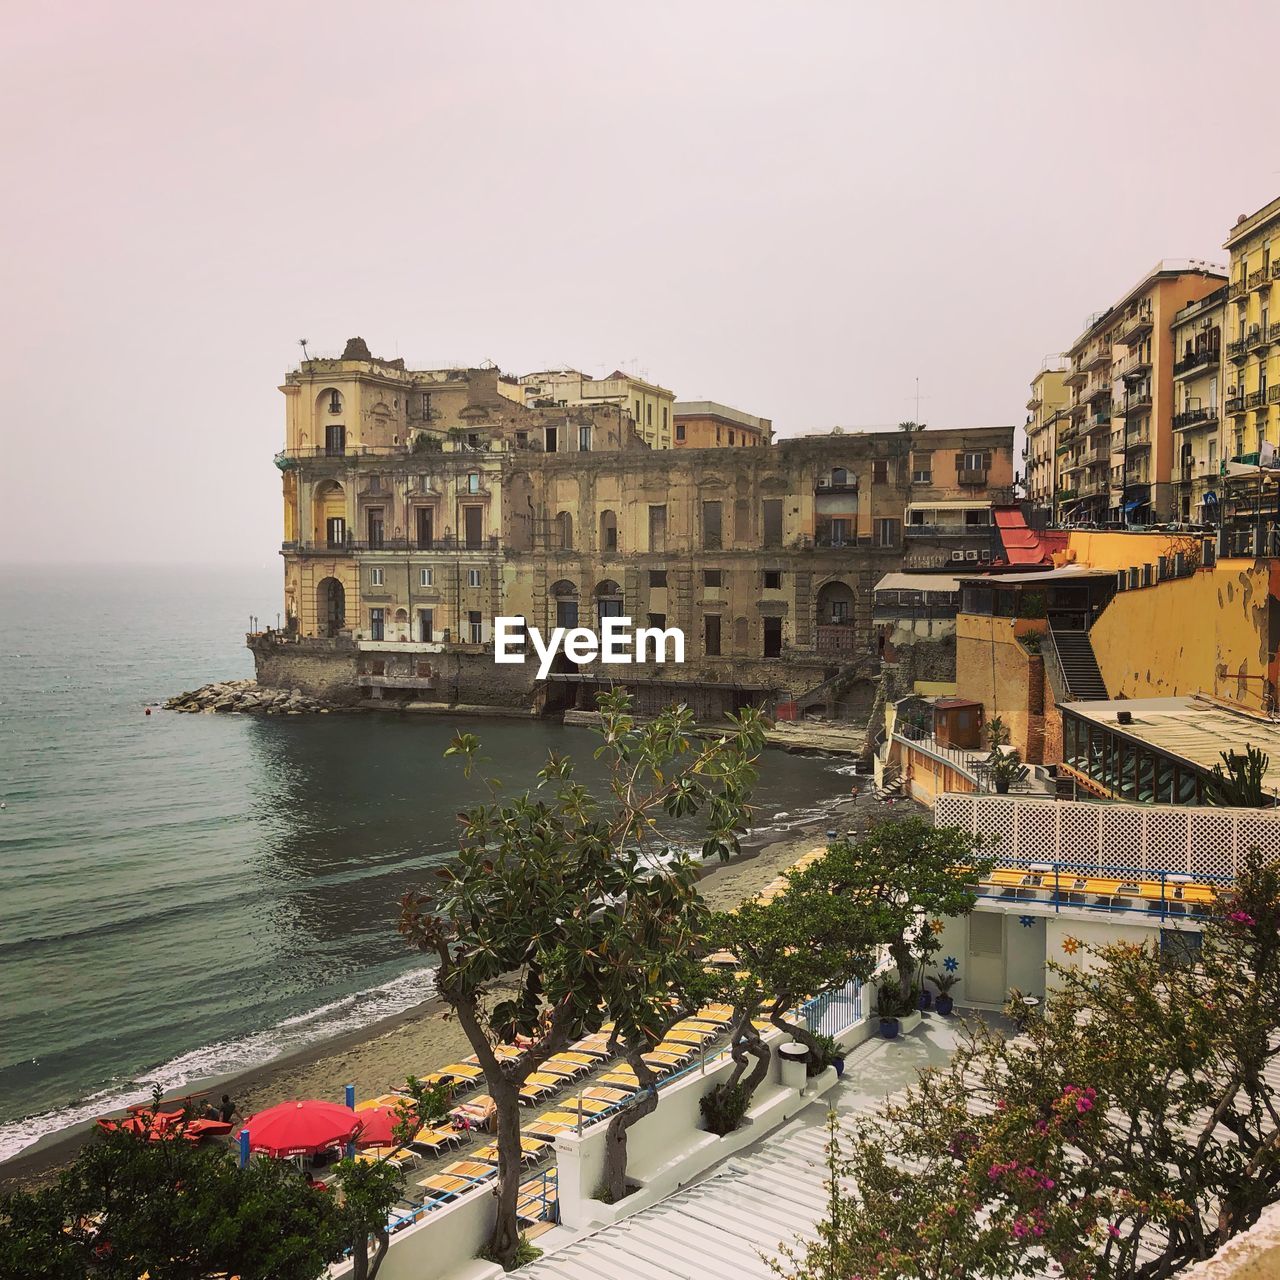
[{"left": 255, "top": 342, "right": 1015, "bottom": 718}]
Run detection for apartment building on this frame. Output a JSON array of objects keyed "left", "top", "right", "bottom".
[
  {"left": 1023, "top": 358, "right": 1069, "bottom": 521},
  {"left": 518, "top": 369, "right": 676, "bottom": 449},
  {"left": 672, "top": 401, "right": 771, "bottom": 448},
  {"left": 1170, "top": 285, "right": 1226, "bottom": 524},
  {"left": 1059, "top": 261, "right": 1227, "bottom": 526}
]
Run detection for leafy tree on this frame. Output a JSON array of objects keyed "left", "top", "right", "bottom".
[
  {"left": 398, "top": 692, "right": 763, "bottom": 1268},
  {"left": 774, "top": 848, "right": 1280, "bottom": 1280},
  {"left": 332, "top": 1156, "right": 404, "bottom": 1280},
  {"left": 0, "top": 1126, "right": 358, "bottom": 1280},
  {"left": 795, "top": 818, "right": 990, "bottom": 1006},
  {"left": 1209, "top": 743, "right": 1272, "bottom": 807}
]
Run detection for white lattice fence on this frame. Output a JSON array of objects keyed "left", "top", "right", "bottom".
[{"left": 935, "top": 793, "right": 1280, "bottom": 879}]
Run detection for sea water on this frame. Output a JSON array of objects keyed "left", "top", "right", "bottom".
[{"left": 0, "top": 565, "right": 856, "bottom": 1162}]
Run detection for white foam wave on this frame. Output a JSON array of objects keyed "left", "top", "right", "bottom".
[{"left": 0, "top": 965, "right": 437, "bottom": 1165}]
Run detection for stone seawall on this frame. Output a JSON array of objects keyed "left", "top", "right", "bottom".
[{"left": 249, "top": 637, "right": 362, "bottom": 704}]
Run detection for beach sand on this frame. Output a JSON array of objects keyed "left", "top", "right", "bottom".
[{"left": 1, "top": 785, "right": 912, "bottom": 1192}]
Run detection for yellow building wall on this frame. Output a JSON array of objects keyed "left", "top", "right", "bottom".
[
  {"left": 1064, "top": 530, "right": 1190, "bottom": 571},
  {"left": 955, "top": 614, "right": 1046, "bottom": 757},
  {"left": 1088, "top": 562, "right": 1273, "bottom": 711}
]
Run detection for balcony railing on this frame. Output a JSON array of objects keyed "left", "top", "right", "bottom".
[
  {"left": 905, "top": 522, "right": 992, "bottom": 537},
  {"left": 1227, "top": 395, "right": 1246, "bottom": 414},
  {"left": 1247, "top": 390, "right": 1268, "bottom": 409},
  {"left": 289, "top": 535, "right": 501, "bottom": 554},
  {"left": 1247, "top": 325, "right": 1272, "bottom": 350},
  {"left": 1173, "top": 407, "right": 1218, "bottom": 431},
  {"left": 277, "top": 445, "right": 409, "bottom": 461},
  {"left": 1121, "top": 394, "right": 1152, "bottom": 415},
  {"left": 1229, "top": 279, "right": 1247, "bottom": 300},
  {"left": 1227, "top": 338, "right": 1249, "bottom": 362},
  {"left": 1082, "top": 344, "right": 1112, "bottom": 371},
  {"left": 1174, "top": 346, "right": 1220, "bottom": 376},
  {"left": 1116, "top": 304, "right": 1154, "bottom": 346},
  {"left": 957, "top": 468, "right": 989, "bottom": 486},
  {"left": 1249, "top": 267, "right": 1270, "bottom": 290},
  {"left": 1270, "top": 385, "right": 1280, "bottom": 404}
]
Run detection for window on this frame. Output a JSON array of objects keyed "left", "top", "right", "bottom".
[
  {"left": 419, "top": 567, "right": 433, "bottom": 588},
  {"left": 831, "top": 467, "right": 847, "bottom": 487},
  {"left": 467, "top": 568, "right": 482, "bottom": 588},
  {"left": 515, "top": 430, "right": 527, "bottom": 448},
  {"left": 733, "top": 617, "right": 748, "bottom": 651},
  {"left": 325, "top": 423, "right": 346, "bottom": 456},
  {"left": 369, "top": 567, "right": 384, "bottom": 587},
  {"left": 600, "top": 509, "right": 618, "bottom": 552},
  {"left": 734, "top": 498, "right": 750, "bottom": 544},
  {"left": 545, "top": 426, "right": 558, "bottom": 453},
  {"left": 646, "top": 403, "right": 652, "bottom": 426},
  {"left": 762, "top": 499, "right": 783, "bottom": 548},
  {"left": 421, "top": 392, "right": 431, "bottom": 418},
  {"left": 418, "top": 608, "right": 433, "bottom": 643},
  {"left": 676, "top": 423, "right": 686, "bottom": 442},
  {"left": 328, "top": 389, "right": 342, "bottom": 413},
  {"left": 703, "top": 569, "right": 722, "bottom": 588},
  {"left": 326, "top": 516, "right": 346, "bottom": 548},
  {"left": 872, "top": 459, "right": 889, "bottom": 483},
  {"left": 366, "top": 508, "right": 384, "bottom": 549},
  {"left": 464, "top": 506, "right": 484, "bottom": 548},
  {"left": 648, "top": 504, "right": 667, "bottom": 552},
  {"left": 704, "top": 614, "right": 722, "bottom": 656},
  {"left": 647, "top": 612, "right": 666, "bottom": 631},
  {"left": 763, "top": 569, "right": 782, "bottom": 590},
  {"left": 662, "top": 406, "right": 668, "bottom": 430},
  {"left": 556, "top": 510, "right": 573, "bottom": 550},
  {"left": 416, "top": 508, "right": 434, "bottom": 548},
  {"left": 959, "top": 450, "right": 989, "bottom": 473},
  {"left": 578, "top": 425, "right": 592, "bottom": 452},
  {"left": 876, "top": 518, "right": 900, "bottom": 548},
  {"left": 763, "top": 617, "right": 783, "bottom": 658},
  {"left": 716, "top": 427, "right": 722, "bottom": 445},
  {"left": 702, "top": 500, "right": 722, "bottom": 550},
  {"left": 649, "top": 569, "right": 667, "bottom": 588},
  {"left": 728, "top": 431, "right": 735, "bottom": 446},
  {"left": 467, "top": 473, "right": 481, "bottom": 493},
  {"left": 634, "top": 399, "right": 641, "bottom": 423},
  {"left": 468, "top": 611, "right": 483, "bottom": 644},
  {"left": 912, "top": 451, "right": 933, "bottom": 484}
]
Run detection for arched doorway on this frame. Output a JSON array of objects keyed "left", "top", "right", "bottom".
[
  {"left": 317, "top": 577, "right": 345, "bottom": 637},
  {"left": 816, "top": 579, "right": 855, "bottom": 624}
]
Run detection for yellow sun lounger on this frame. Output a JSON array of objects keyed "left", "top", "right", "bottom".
[
  {"left": 663, "top": 1028, "right": 715, "bottom": 1047},
  {"left": 597, "top": 1071, "right": 645, "bottom": 1091},
  {"left": 537, "top": 1059, "right": 590, "bottom": 1081},
  {"left": 411, "top": 1126, "right": 464, "bottom": 1156},
  {"left": 474, "top": 1136, "right": 549, "bottom": 1166},
  {"left": 561, "top": 1095, "right": 613, "bottom": 1115},
  {"left": 581, "top": 1086, "right": 632, "bottom": 1105}
]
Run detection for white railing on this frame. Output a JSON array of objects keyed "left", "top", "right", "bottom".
[{"left": 936, "top": 793, "right": 1280, "bottom": 882}]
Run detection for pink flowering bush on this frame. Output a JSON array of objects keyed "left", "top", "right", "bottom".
[{"left": 772, "top": 849, "right": 1280, "bottom": 1280}]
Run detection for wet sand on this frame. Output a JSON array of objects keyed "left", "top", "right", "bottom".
[{"left": 1, "top": 786, "right": 907, "bottom": 1193}]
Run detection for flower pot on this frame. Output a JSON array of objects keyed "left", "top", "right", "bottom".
[
  {"left": 994, "top": 778, "right": 1011, "bottom": 794},
  {"left": 918, "top": 989, "right": 933, "bottom": 1011},
  {"left": 936, "top": 995, "right": 954, "bottom": 1016},
  {"left": 833, "top": 1056, "right": 846, "bottom": 1079},
  {"left": 879, "top": 1017, "right": 900, "bottom": 1040}
]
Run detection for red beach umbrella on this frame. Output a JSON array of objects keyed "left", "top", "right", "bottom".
[
  {"left": 241, "top": 1099, "right": 363, "bottom": 1158},
  {"left": 353, "top": 1103, "right": 415, "bottom": 1149}
]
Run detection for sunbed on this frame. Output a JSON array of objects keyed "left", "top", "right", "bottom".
[
  {"left": 474, "top": 1136, "right": 549, "bottom": 1167},
  {"left": 410, "top": 1126, "right": 464, "bottom": 1156}
]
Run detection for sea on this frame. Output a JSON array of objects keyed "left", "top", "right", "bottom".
[{"left": 0, "top": 565, "right": 861, "bottom": 1165}]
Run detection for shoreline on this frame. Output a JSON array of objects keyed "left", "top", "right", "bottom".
[{"left": 0, "top": 786, "right": 892, "bottom": 1194}]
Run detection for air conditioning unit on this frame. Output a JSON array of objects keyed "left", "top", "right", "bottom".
[
  {"left": 965, "top": 550, "right": 979, "bottom": 561},
  {"left": 817, "top": 479, "right": 830, "bottom": 488},
  {"left": 950, "top": 550, "right": 965, "bottom": 562},
  {"left": 979, "top": 549, "right": 992, "bottom": 561}
]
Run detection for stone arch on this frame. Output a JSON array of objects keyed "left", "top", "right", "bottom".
[
  {"left": 394, "top": 608, "right": 408, "bottom": 623},
  {"left": 312, "top": 479, "right": 347, "bottom": 546},
  {"left": 599, "top": 508, "right": 618, "bottom": 552},
  {"left": 595, "top": 578, "right": 624, "bottom": 623},
  {"left": 313, "top": 387, "right": 344, "bottom": 442},
  {"left": 816, "top": 578, "right": 855, "bottom": 624},
  {"left": 317, "top": 577, "right": 345, "bottom": 637}
]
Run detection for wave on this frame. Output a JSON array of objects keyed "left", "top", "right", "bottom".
[{"left": 0, "top": 964, "right": 437, "bottom": 1165}]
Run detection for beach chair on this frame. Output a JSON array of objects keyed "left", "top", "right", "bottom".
[
  {"left": 474, "top": 1136, "right": 549, "bottom": 1167},
  {"left": 416, "top": 1160, "right": 496, "bottom": 1202},
  {"left": 525, "top": 1115, "right": 576, "bottom": 1141},
  {"left": 598, "top": 1069, "right": 650, "bottom": 1090},
  {"left": 568, "top": 1035, "right": 614, "bottom": 1060},
  {"left": 561, "top": 1094, "right": 614, "bottom": 1116},
  {"left": 661, "top": 1028, "right": 712, "bottom": 1048},
  {"left": 410, "top": 1126, "right": 464, "bottom": 1157},
  {"left": 538, "top": 1057, "right": 591, "bottom": 1082},
  {"left": 449, "top": 1095, "right": 497, "bottom": 1133},
  {"left": 518, "top": 1073, "right": 562, "bottom": 1106},
  {"left": 695, "top": 1004, "right": 734, "bottom": 1024},
  {"left": 581, "top": 1085, "right": 633, "bottom": 1106},
  {"left": 517, "top": 1169, "right": 559, "bottom": 1226},
  {"left": 553, "top": 1050, "right": 603, "bottom": 1069}
]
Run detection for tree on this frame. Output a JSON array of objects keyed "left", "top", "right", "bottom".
[
  {"left": 398, "top": 692, "right": 764, "bottom": 1268},
  {"left": 795, "top": 818, "right": 990, "bottom": 1007},
  {"left": 774, "top": 848, "right": 1280, "bottom": 1280},
  {"left": 332, "top": 1156, "right": 404, "bottom": 1280},
  {"left": 0, "top": 1126, "right": 358, "bottom": 1280}
]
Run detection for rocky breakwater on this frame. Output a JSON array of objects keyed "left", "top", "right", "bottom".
[{"left": 164, "top": 679, "right": 334, "bottom": 715}]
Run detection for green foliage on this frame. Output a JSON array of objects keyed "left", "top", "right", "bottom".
[
  {"left": 986, "top": 744, "right": 1029, "bottom": 792},
  {"left": 804, "top": 1032, "right": 840, "bottom": 1078},
  {"left": 985, "top": 715, "right": 1010, "bottom": 751},
  {"left": 700, "top": 1080, "right": 753, "bottom": 1136},
  {"left": 1209, "top": 743, "right": 1272, "bottom": 807},
  {"left": 875, "top": 979, "right": 916, "bottom": 1020},
  {"left": 332, "top": 1156, "right": 405, "bottom": 1280},
  {"left": 773, "top": 849, "right": 1280, "bottom": 1280},
  {"left": 0, "top": 1128, "right": 360, "bottom": 1280},
  {"left": 398, "top": 691, "right": 765, "bottom": 1266},
  {"left": 929, "top": 968, "right": 960, "bottom": 996},
  {"left": 410, "top": 433, "right": 442, "bottom": 453},
  {"left": 480, "top": 1232, "right": 543, "bottom": 1271}
]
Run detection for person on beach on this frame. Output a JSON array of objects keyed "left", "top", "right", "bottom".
[{"left": 203, "top": 1094, "right": 239, "bottom": 1124}]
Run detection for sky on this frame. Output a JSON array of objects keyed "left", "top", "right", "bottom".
[{"left": 2, "top": 0, "right": 1278, "bottom": 566}]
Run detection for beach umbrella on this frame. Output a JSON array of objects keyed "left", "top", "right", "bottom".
[
  {"left": 353, "top": 1103, "right": 415, "bottom": 1149},
  {"left": 241, "top": 1099, "right": 363, "bottom": 1158}
]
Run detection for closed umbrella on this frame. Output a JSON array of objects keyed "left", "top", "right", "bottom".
[
  {"left": 241, "top": 1099, "right": 362, "bottom": 1158},
  {"left": 353, "top": 1103, "right": 415, "bottom": 1149}
]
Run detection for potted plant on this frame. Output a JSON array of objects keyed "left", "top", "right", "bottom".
[
  {"left": 806, "top": 1032, "right": 844, "bottom": 1078},
  {"left": 877, "top": 983, "right": 906, "bottom": 1039},
  {"left": 930, "top": 969, "right": 960, "bottom": 1016},
  {"left": 984, "top": 717, "right": 1029, "bottom": 795}
]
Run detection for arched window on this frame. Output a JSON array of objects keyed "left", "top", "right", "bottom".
[
  {"left": 595, "top": 579, "right": 624, "bottom": 621},
  {"left": 555, "top": 511, "right": 573, "bottom": 550},
  {"left": 328, "top": 389, "right": 343, "bottom": 414},
  {"left": 551, "top": 579, "right": 579, "bottom": 629},
  {"left": 831, "top": 467, "right": 847, "bottom": 487},
  {"left": 599, "top": 509, "right": 618, "bottom": 552},
  {"left": 817, "top": 579, "right": 855, "bottom": 625}
]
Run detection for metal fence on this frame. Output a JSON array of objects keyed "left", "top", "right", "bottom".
[
  {"left": 800, "top": 978, "right": 863, "bottom": 1037},
  {"left": 936, "top": 792, "right": 1280, "bottom": 881}
]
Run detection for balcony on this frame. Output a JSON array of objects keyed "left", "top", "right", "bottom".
[
  {"left": 1082, "top": 344, "right": 1112, "bottom": 372},
  {"left": 1174, "top": 346, "right": 1220, "bottom": 377},
  {"left": 1115, "top": 304, "right": 1154, "bottom": 347},
  {"left": 292, "top": 535, "right": 501, "bottom": 554},
  {"left": 1085, "top": 383, "right": 1113, "bottom": 407},
  {"left": 1247, "top": 390, "right": 1268, "bottom": 410},
  {"left": 905, "top": 522, "right": 992, "bottom": 537},
  {"left": 1227, "top": 338, "right": 1249, "bottom": 363},
  {"left": 1249, "top": 267, "right": 1270, "bottom": 291},
  {"left": 1063, "top": 364, "right": 1088, "bottom": 387},
  {"left": 957, "top": 468, "right": 989, "bottom": 486},
  {"left": 1248, "top": 325, "right": 1274, "bottom": 351},
  {"left": 1124, "top": 432, "right": 1152, "bottom": 451},
  {"left": 1121, "top": 393, "right": 1153, "bottom": 416},
  {"left": 1173, "top": 407, "right": 1218, "bottom": 432},
  {"left": 814, "top": 479, "right": 858, "bottom": 494},
  {"left": 1227, "top": 395, "right": 1246, "bottom": 414},
  {"left": 1117, "top": 351, "right": 1152, "bottom": 379},
  {"left": 1229, "top": 279, "right": 1247, "bottom": 301},
  {"left": 1270, "top": 385, "right": 1280, "bottom": 405}
]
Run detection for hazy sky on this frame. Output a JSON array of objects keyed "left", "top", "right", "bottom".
[{"left": 3, "top": 1, "right": 1278, "bottom": 565}]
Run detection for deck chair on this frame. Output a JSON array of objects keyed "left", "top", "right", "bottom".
[{"left": 474, "top": 1136, "right": 549, "bottom": 1167}]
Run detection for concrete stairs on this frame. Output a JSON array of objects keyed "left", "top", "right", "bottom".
[{"left": 1046, "top": 627, "right": 1108, "bottom": 701}]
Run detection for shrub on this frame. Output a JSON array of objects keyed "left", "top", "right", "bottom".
[{"left": 700, "top": 1081, "right": 751, "bottom": 1135}]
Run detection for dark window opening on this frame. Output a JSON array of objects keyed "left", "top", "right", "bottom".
[{"left": 763, "top": 616, "right": 783, "bottom": 658}]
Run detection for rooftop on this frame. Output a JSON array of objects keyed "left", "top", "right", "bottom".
[
  {"left": 874, "top": 571, "right": 963, "bottom": 593},
  {"left": 1224, "top": 196, "right": 1280, "bottom": 249},
  {"left": 672, "top": 401, "right": 770, "bottom": 432},
  {"left": 1061, "top": 695, "right": 1280, "bottom": 793},
  {"left": 1068, "top": 260, "right": 1229, "bottom": 352}
]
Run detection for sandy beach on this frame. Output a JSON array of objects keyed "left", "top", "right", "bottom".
[{"left": 0, "top": 784, "right": 909, "bottom": 1193}]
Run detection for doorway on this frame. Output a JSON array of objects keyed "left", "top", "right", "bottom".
[
  {"left": 317, "top": 577, "right": 345, "bottom": 637},
  {"left": 763, "top": 616, "right": 782, "bottom": 658},
  {"left": 370, "top": 608, "right": 385, "bottom": 642},
  {"left": 965, "top": 912, "right": 1006, "bottom": 1004},
  {"left": 464, "top": 506, "right": 484, "bottom": 549}
]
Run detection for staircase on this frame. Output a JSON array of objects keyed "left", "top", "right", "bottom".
[{"left": 1047, "top": 627, "right": 1108, "bottom": 701}]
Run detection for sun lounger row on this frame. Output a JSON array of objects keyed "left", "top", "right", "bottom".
[{"left": 982, "top": 867, "right": 1219, "bottom": 907}]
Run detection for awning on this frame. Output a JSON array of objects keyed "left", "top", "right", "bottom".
[
  {"left": 1123, "top": 500, "right": 1141, "bottom": 512},
  {"left": 904, "top": 500, "right": 992, "bottom": 512}
]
